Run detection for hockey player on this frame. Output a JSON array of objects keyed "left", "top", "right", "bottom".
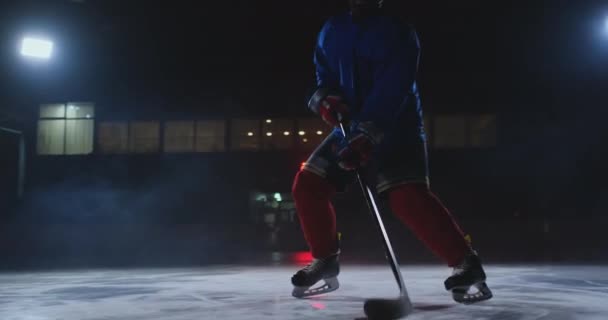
[{"left": 291, "top": 0, "right": 492, "bottom": 304}]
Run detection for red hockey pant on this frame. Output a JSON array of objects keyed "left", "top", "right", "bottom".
[{"left": 292, "top": 170, "right": 471, "bottom": 266}]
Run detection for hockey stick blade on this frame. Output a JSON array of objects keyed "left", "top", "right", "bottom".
[{"left": 364, "top": 294, "right": 412, "bottom": 320}]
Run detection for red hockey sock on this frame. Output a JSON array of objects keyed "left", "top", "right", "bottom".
[
  {"left": 292, "top": 170, "right": 338, "bottom": 259},
  {"left": 388, "top": 184, "right": 471, "bottom": 267}
]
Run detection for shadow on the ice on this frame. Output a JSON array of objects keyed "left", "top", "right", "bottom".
[
  {"left": 412, "top": 302, "right": 454, "bottom": 311},
  {"left": 305, "top": 296, "right": 454, "bottom": 311},
  {"left": 305, "top": 296, "right": 455, "bottom": 319},
  {"left": 352, "top": 304, "right": 455, "bottom": 320}
]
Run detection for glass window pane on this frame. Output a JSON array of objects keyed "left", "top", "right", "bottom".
[
  {"left": 230, "top": 119, "right": 260, "bottom": 151},
  {"left": 66, "top": 102, "right": 95, "bottom": 119},
  {"left": 129, "top": 121, "right": 160, "bottom": 153},
  {"left": 196, "top": 120, "right": 225, "bottom": 152},
  {"left": 40, "top": 104, "right": 65, "bottom": 118},
  {"left": 37, "top": 120, "right": 65, "bottom": 155},
  {"left": 98, "top": 122, "right": 128, "bottom": 154},
  {"left": 262, "top": 118, "right": 294, "bottom": 150},
  {"left": 296, "top": 118, "right": 327, "bottom": 149},
  {"left": 164, "top": 121, "right": 195, "bottom": 153},
  {"left": 469, "top": 115, "right": 497, "bottom": 148},
  {"left": 434, "top": 115, "right": 467, "bottom": 148},
  {"left": 65, "top": 120, "right": 94, "bottom": 155}
]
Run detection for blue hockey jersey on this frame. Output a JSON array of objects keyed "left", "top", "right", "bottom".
[{"left": 313, "top": 12, "right": 426, "bottom": 145}]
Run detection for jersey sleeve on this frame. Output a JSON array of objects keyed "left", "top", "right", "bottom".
[
  {"left": 313, "top": 19, "right": 340, "bottom": 90},
  {"left": 308, "top": 20, "right": 340, "bottom": 113}
]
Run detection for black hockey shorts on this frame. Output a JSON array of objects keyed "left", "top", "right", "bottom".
[{"left": 301, "top": 128, "right": 429, "bottom": 194}]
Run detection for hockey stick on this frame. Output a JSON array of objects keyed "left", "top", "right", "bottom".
[{"left": 338, "top": 122, "right": 413, "bottom": 319}]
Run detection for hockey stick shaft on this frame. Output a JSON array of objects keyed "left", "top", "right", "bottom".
[{"left": 338, "top": 122, "right": 411, "bottom": 300}]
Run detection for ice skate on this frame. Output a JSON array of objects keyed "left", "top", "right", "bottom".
[
  {"left": 444, "top": 252, "right": 493, "bottom": 304},
  {"left": 291, "top": 253, "right": 340, "bottom": 298}
]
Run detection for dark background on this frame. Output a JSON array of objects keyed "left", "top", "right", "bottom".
[{"left": 1, "top": 0, "right": 607, "bottom": 269}]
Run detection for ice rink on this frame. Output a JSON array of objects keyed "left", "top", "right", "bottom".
[{"left": 0, "top": 264, "right": 607, "bottom": 319}]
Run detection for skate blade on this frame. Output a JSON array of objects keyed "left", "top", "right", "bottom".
[
  {"left": 452, "top": 282, "right": 493, "bottom": 304},
  {"left": 292, "top": 277, "right": 339, "bottom": 298}
]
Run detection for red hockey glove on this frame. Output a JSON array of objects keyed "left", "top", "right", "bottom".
[
  {"left": 308, "top": 88, "right": 350, "bottom": 127},
  {"left": 337, "top": 122, "right": 383, "bottom": 171},
  {"left": 319, "top": 95, "right": 350, "bottom": 127}
]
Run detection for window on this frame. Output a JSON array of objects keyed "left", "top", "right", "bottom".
[
  {"left": 40, "top": 103, "right": 66, "bottom": 118},
  {"left": 98, "top": 120, "right": 226, "bottom": 155},
  {"left": 262, "top": 118, "right": 294, "bottom": 150},
  {"left": 469, "top": 115, "right": 497, "bottom": 148},
  {"left": 164, "top": 121, "right": 195, "bottom": 153},
  {"left": 434, "top": 115, "right": 468, "bottom": 148},
  {"left": 37, "top": 119, "right": 65, "bottom": 155},
  {"left": 98, "top": 122, "right": 128, "bottom": 154},
  {"left": 433, "top": 115, "right": 497, "bottom": 149},
  {"left": 196, "top": 120, "right": 225, "bottom": 152},
  {"left": 129, "top": 121, "right": 160, "bottom": 153},
  {"left": 37, "top": 102, "right": 94, "bottom": 155},
  {"left": 231, "top": 119, "right": 260, "bottom": 151},
  {"left": 296, "top": 118, "right": 327, "bottom": 149}
]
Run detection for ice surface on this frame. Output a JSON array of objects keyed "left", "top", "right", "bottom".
[{"left": 0, "top": 265, "right": 607, "bottom": 319}]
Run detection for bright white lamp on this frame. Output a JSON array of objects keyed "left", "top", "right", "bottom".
[{"left": 20, "top": 37, "right": 53, "bottom": 59}]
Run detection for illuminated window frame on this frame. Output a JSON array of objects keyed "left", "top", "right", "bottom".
[{"left": 37, "top": 102, "right": 95, "bottom": 155}]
